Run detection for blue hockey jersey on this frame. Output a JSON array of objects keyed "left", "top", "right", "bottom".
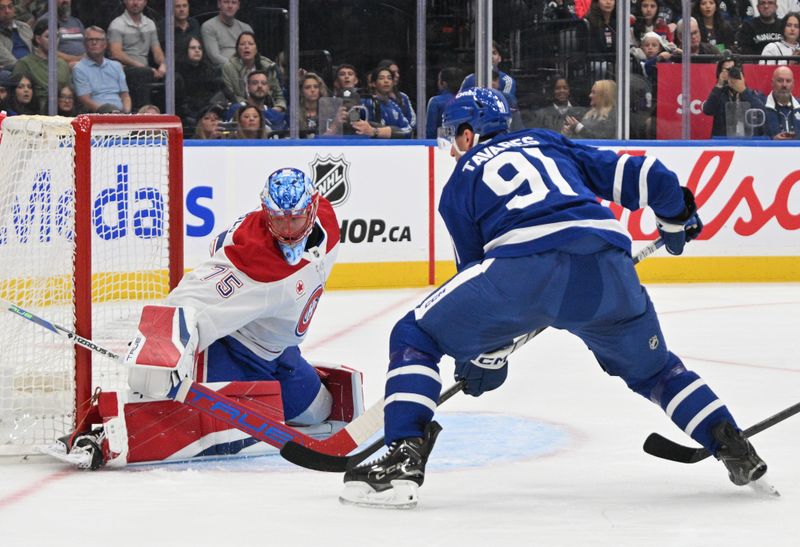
[{"left": 439, "top": 129, "right": 685, "bottom": 270}]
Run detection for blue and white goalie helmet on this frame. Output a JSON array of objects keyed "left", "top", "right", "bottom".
[
  {"left": 440, "top": 87, "right": 511, "bottom": 146},
  {"left": 260, "top": 167, "right": 319, "bottom": 265}
]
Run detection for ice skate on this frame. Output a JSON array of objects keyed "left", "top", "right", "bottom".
[
  {"left": 713, "top": 421, "right": 768, "bottom": 487},
  {"left": 37, "top": 429, "right": 107, "bottom": 471},
  {"left": 340, "top": 421, "right": 442, "bottom": 509}
]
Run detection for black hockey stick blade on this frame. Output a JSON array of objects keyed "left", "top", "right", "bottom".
[
  {"left": 643, "top": 400, "right": 800, "bottom": 464},
  {"left": 281, "top": 381, "right": 465, "bottom": 472}
]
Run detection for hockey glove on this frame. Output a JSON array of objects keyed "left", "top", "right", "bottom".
[
  {"left": 454, "top": 354, "right": 509, "bottom": 397},
  {"left": 656, "top": 187, "right": 703, "bottom": 256}
]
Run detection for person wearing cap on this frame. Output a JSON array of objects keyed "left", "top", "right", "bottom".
[
  {"left": 72, "top": 25, "right": 131, "bottom": 113},
  {"left": 192, "top": 102, "right": 225, "bottom": 139}
]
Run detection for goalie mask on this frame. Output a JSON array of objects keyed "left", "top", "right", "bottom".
[{"left": 260, "top": 167, "right": 320, "bottom": 265}]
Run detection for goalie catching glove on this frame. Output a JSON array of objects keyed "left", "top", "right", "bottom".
[
  {"left": 124, "top": 305, "right": 200, "bottom": 398},
  {"left": 655, "top": 187, "right": 703, "bottom": 256}
]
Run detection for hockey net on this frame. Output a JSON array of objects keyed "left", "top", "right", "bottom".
[{"left": 0, "top": 114, "right": 183, "bottom": 455}]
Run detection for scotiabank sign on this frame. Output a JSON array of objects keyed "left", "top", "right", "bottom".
[
  {"left": 657, "top": 64, "right": 800, "bottom": 139},
  {"left": 604, "top": 146, "right": 800, "bottom": 256}
]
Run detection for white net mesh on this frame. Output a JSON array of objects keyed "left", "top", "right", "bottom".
[{"left": 0, "top": 116, "right": 175, "bottom": 454}]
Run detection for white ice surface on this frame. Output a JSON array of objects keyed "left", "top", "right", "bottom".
[{"left": 1, "top": 283, "right": 799, "bottom": 547}]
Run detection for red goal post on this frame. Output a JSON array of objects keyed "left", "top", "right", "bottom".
[{"left": 0, "top": 114, "right": 184, "bottom": 454}]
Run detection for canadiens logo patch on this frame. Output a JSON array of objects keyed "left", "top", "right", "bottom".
[
  {"left": 310, "top": 154, "right": 351, "bottom": 207},
  {"left": 295, "top": 285, "right": 324, "bottom": 337}
]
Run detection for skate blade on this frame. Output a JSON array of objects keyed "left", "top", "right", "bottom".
[
  {"left": 748, "top": 475, "right": 780, "bottom": 498},
  {"left": 339, "top": 480, "right": 419, "bottom": 509},
  {"left": 35, "top": 443, "right": 93, "bottom": 469}
]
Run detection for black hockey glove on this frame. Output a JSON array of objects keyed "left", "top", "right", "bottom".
[
  {"left": 454, "top": 355, "right": 508, "bottom": 397},
  {"left": 655, "top": 187, "right": 703, "bottom": 255}
]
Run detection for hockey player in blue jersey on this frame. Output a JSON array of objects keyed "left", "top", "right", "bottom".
[{"left": 340, "top": 87, "right": 769, "bottom": 509}]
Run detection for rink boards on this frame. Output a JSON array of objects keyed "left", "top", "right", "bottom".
[{"left": 182, "top": 139, "right": 800, "bottom": 287}]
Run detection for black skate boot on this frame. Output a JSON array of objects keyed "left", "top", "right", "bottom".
[
  {"left": 59, "top": 429, "right": 107, "bottom": 470},
  {"left": 713, "top": 421, "right": 767, "bottom": 486},
  {"left": 339, "top": 421, "right": 442, "bottom": 509}
]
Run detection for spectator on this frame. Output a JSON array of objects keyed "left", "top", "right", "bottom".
[
  {"left": 702, "top": 57, "right": 765, "bottom": 136},
  {"left": 0, "top": 0, "right": 32, "bottom": 75},
  {"left": 693, "top": 0, "right": 736, "bottom": 51},
  {"left": 192, "top": 102, "right": 225, "bottom": 139},
  {"left": 234, "top": 103, "right": 269, "bottom": 139},
  {"left": 0, "top": 73, "right": 37, "bottom": 114},
  {"left": 332, "top": 62, "right": 360, "bottom": 95},
  {"left": 11, "top": 19, "right": 70, "bottom": 112},
  {"left": 561, "top": 79, "right": 617, "bottom": 138},
  {"left": 221, "top": 30, "right": 285, "bottom": 110},
  {"left": 176, "top": 36, "right": 222, "bottom": 125},
  {"left": 775, "top": 0, "right": 800, "bottom": 18},
  {"left": 460, "top": 41, "right": 518, "bottom": 110},
  {"left": 763, "top": 65, "right": 800, "bottom": 137},
  {"left": 584, "top": 0, "right": 616, "bottom": 55},
  {"left": 201, "top": 0, "right": 253, "bottom": 67},
  {"left": 425, "top": 66, "right": 462, "bottom": 139},
  {"left": 377, "top": 58, "right": 417, "bottom": 132},
  {"left": 737, "top": 0, "right": 783, "bottom": 54},
  {"left": 760, "top": 12, "right": 800, "bottom": 63},
  {"left": 298, "top": 71, "right": 328, "bottom": 137},
  {"left": 674, "top": 17, "right": 722, "bottom": 58},
  {"left": 225, "top": 69, "right": 287, "bottom": 132},
  {"left": 657, "top": 0, "right": 684, "bottom": 31},
  {"left": 107, "top": 0, "right": 166, "bottom": 111},
  {"left": 158, "top": 0, "right": 200, "bottom": 65},
  {"left": 137, "top": 103, "right": 159, "bottom": 114},
  {"left": 56, "top": 82, "right": 76, "bottom": 115},
  {"left": 359, "top": 65, "right": 412, "bottom": 138},
  {"left": 13, "top": 0, "right": 44, "bottom": 27},
  {"left": 632, "top": 0, "right": 674, "bottom": 47},
  {"left": 72, "top": 26, "right": 131, "bottom": 114},
  {"left": 530, "top": 75, "right": 587, "bottom": 132},
  {"left": 37, "top": 0, "right": 84, "bottom": 68},
  {"left": 0, "top": 69, "right": 9, "bottom": 101}
]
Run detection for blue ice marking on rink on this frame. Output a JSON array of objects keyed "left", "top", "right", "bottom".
[{"left": 125, "top": 413, "right": 569, "bottom": 473}]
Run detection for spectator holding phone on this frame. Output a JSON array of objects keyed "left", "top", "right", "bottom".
[
  {"left": 702, "top": 56, "right": 765, "bottom": 137},
  {"left": 763, "top": 65, "right": 800, "bottom": 139}
]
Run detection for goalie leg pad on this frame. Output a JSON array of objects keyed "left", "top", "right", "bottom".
[{"left": 125, "top": 305, "right": 200, "bottom": 398}]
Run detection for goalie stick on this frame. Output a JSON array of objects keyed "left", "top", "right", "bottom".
[
  {"left": 643, "top": 400, "right": 800, "bottom": 464},
  {"left": 280, "top": 238, "right": 666, "bottom": 472},
  {"left": 0, "top": 298, "right": 354, "bottom": 455}
]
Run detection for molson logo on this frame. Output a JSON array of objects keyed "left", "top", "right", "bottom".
[{"left": 608, "top": 150, "right": 800, "bottom": 238}]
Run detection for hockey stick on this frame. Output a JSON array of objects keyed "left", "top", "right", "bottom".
[
  {"left": 280, "top": 237, "right": 666, "bottom": 472},
  {"left": 643, "top": 401, "right": 800, "bottom": 464},
  {"left": 0, "top": 298, "right": 350, "bottom": 454}
]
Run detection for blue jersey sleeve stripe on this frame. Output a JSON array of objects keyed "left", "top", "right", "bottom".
[
  {"left": 613, "top": 153, "right": 630, "bottom": 204},
  {"left": 483, "top": 218, "right": 630, "bottom": 252},
  {"left": 638, "top": 156, "right": 656, "bottom": 209}
]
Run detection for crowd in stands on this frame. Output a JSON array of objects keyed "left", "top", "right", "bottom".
[{"left": 1, "top": 0, "right": 799, "bottom": 140}]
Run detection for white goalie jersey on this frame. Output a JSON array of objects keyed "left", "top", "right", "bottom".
[{"left": 165, "top": 197, "right": 340, "bottom": 362}]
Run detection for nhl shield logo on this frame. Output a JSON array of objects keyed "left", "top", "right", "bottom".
[{"left": 310, "top": 154, "right": 351, "bottom": 206}]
